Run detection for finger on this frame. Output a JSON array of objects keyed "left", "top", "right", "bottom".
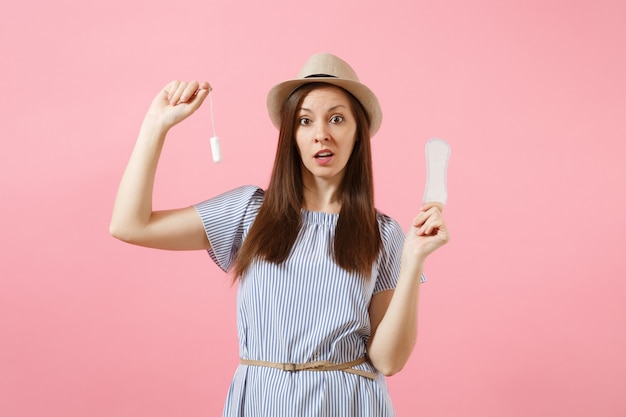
[
  {"left": 412, "top": 206, "right": 438, "bottom": 228},
  {"left": 419, "top": 217, "right": 443, "bottom": 236},
  {"left": 422, "top": 202, "right": 444, "bottom": 212},
  {"left": 163, "top": 80, "right": 181, "bottom": 101},
  {"left": 184, "top": 84, "right": 210, "bottom": 110},
  {"left": 413, "top": 205, "right": 443, "bottom": 226},
  {"left": 169, "top": 81, "right": 189, "bottom": 105},
  {"left": 412, "top": 212, "right": 428, "bottom": 228},
  {"left": 425, "top": 222, "right": 450, "bottom": 244},
  {"left": 179, "top": 80, "right": 200, "bottom": 103},
  {"left": 414, "top": 208, "right": 445, "bottom": 234}
]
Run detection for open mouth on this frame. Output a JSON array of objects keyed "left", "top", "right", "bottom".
[{"left": 315, "top": 151, "right": 334, "bottom": 159}]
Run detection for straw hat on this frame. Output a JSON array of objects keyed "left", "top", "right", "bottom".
[{"left": 266, "top": 53, "right": 382, "bottom": 137}]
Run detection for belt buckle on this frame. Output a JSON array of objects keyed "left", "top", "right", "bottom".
[{"left": 282, "top": 363, "right": 297, "bottom": 372}]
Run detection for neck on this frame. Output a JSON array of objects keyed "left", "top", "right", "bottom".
[{"left": 301, "top": 174, "right": 343, "bottom": 214}]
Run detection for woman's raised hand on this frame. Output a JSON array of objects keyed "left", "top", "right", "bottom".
[
  {"left": 110, "top": 80, "right": 213, "bottom": 250},
  {"left": 145, "top": 80, "right": 211, "bottom": 131}
]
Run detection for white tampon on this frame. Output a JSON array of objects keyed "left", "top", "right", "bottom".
[
  {"left": 210, "top": 136, "right": 222, "bottom": 163},
  {"left": 423, "top": 138, "right": 451, "bottom": 205},
  {"left": 208, "top": 90, "right": 222, "bottom": 163}
]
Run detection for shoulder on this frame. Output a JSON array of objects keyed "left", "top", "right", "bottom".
[
  {"left": 209, "top": 185, "right": 265, "bottom": 206},
  {"left": 221, "top": 184, "right": 265, "bottom": 200},
  {"left": 194, "top": 185, "right": 265, "bottom": 221},
  {"left": 376, "top": 211, "right": 404, "bottom": 243}
]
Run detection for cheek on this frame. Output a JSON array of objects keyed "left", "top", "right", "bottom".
[
  {"left": 346, "top": 131, "right": 358, "bottom": 153},
  {"left": 294, "top": 137, "right": 306, "bottom": 159}
]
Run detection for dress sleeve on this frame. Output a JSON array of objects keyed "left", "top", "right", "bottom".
[
  {"left": 193, "top": 185, "right": 264, "bottom": 272},
  {"left": 374, "top": 214, "right": 427, "bottom": 294}
]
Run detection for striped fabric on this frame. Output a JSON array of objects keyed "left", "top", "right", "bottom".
[{"left": 194, "top": 185, "right": 425, "bottom": 417}]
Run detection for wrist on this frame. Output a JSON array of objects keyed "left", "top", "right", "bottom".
[
  {"left": 136, "top": 116, "right": 170, "bottom": 148},
  {"left": 400, "top": 255, "right": 426, "bottom": 280},
  {"left": 141, "top": 114, "right": 171, "bottom": 136}
]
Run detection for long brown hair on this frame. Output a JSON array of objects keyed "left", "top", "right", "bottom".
[{"left": 233, "top": 83, "right": 381, "bottom": 278}]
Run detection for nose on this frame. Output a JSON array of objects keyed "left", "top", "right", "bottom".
[{"left": 313, "top": 124, "right": 330, "bottom": 143}]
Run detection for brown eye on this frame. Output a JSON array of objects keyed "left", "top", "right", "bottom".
[
  {"left": 330, "top": 115, "right": 344, "bottom": 124},
  {"left": 299, "top": 117, "right": 311, "bottom": 126}
]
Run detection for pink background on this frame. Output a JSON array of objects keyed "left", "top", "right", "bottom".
[{"left": 1, "top": 0, "right": 625, "bottom": 416}]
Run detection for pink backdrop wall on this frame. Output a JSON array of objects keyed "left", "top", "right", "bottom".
[{"left": 1, "top": 0, "right": 625, "bottom": 416}]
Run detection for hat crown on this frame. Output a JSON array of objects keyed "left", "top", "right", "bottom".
[{"left": 296, "top": 53, "right": 360, "bottom": 82}]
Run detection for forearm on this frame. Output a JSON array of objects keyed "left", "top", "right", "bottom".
[
  {"left": 367, "top": 259, "right": 424, "bottom": 376},
  {"left": 109, "top": 117, "right": 168, "bottom": 241}
]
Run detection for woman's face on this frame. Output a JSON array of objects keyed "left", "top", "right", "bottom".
[{"left": 294, "top": 86, "right": 357, "bottom": 186}]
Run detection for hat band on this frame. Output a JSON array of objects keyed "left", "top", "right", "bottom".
[{"left": 304, "top": 74, "right": 337, "bottom": 78}]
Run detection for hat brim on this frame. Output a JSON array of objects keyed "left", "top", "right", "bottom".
[{"left": 267, "top": 77, "right": 382, "bottom": 137}]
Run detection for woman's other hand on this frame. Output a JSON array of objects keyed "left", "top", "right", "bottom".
[{"left": 402, "top": 202, "right": 450, "bottom": 274}]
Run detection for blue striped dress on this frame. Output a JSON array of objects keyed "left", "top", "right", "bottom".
[{"left": 194, "top": 185, "right": 423, "bottom": 416}]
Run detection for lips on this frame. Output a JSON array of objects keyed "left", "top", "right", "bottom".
[{"left": 314, "top": 150, "right": 334, "bottom": 159}]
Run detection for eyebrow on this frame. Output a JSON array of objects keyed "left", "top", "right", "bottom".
[{"left": 298, "top": 104, "right": 348, "bottom": 113}]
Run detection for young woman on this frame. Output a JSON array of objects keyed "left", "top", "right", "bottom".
[{"left": 110, "top": 53, "right": 449, "bottom": 416}]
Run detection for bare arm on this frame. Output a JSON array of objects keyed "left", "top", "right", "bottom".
[
  {"left": 109, "top": 80, "right": 212, "bottom": 250},
  {"left": 367, "top": 203, "right": 449, "bottom": 376}
]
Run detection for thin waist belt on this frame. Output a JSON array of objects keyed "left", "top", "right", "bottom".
[{"left": 239, "top": 357, "right": 377, "bottom": 380}]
